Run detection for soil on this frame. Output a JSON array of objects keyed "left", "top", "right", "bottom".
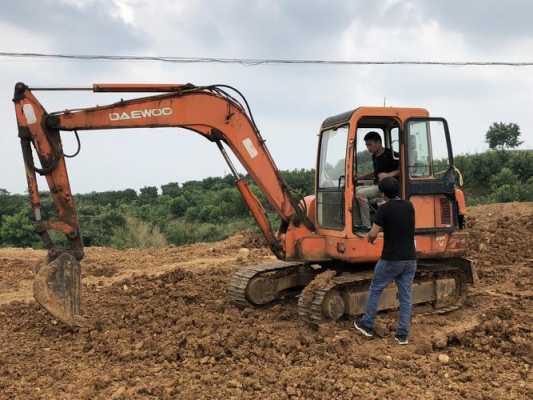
[{"left": 0, "top": 204, "right": 531, "bottom": 399}]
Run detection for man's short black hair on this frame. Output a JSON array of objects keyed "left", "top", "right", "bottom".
[
  {"left": 379, "top": 177, "right": 400, "bottom": 198},
  {"left": 364, "top": 131, "right": 382, "bottom": 143}
]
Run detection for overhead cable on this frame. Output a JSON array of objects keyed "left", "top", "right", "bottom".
[{"left": 0, "top": 51, "right": 532, "bottom": 67}]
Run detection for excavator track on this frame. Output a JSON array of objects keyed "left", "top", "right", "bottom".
[
  {"left": 417, "top": 269, "right": 467, "bottom": 316},
  {"left": 228, "top": 262, "right": 319, "bottom": 308},
  {"left": 298, "top": 271, "right": 373, "bottom": 325},
  {"left": 298, "top": 259, "right": 474, "bottom": 326}
]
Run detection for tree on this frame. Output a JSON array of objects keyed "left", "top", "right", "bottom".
[
  {"left": 0, "top": 209, "right": 36, "bottom": 247},
  {"left": 161, "top": 182, "right": 181, "bottom": 197},
  {"left": 170, "top": 196, "right": 188, "bottom": 217},
  {"left": 139, "top": 186, "right": 158, "bottom": 202},
  {"left": 489, "top": 167, "right": 519, "bottom": 189},
  {"left": 485, "top": 122, "right": 523, "bottom": 150}
]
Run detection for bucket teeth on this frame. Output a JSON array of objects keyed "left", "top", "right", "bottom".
[{"left": 33, "top": 252, "right": 81, "bottom": 327}]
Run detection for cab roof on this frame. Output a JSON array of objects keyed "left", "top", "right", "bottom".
[{"left": 320, "top": 107, "right": 429, "bottom": 130}]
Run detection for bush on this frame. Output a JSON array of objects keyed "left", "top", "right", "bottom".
[
  {"left": 0, "top": 209, "right": 36, "bottom": 247},
  {"left": 164, "top": 220, "right": 225, "bottom": 245},
  {"left": 111, "top": 216, "right": 167, "bottom": 249},
  {"left": 170, "top": 196, "right": 188, "bottom": 217},
  {"left": 454, "top": 150, "right": 532, "bottom": 203},
  {"left": 489, "top": 167, "right": 519, "bottom": 189},
  {"left": 164, "top": 219, "right": 251, "bottom": 246}
]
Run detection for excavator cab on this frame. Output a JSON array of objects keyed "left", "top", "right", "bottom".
[
  {"left": 294, "top": 108, "right": 474, "bottom": 323},
  {"left": 316, "top": 108, "right": 464, "bottom": 241}
]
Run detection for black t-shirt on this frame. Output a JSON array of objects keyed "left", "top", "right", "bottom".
[
  {"left": 372, "top": 148, "right": 399, "bottom": 183},
  {"left": 374, "top": 199, "right": 416, "bottom": 261}
]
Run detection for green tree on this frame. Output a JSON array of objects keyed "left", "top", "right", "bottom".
[
  {"left": 488, "top": 167, "right": 533, "bottom": 203},
  {"left": 0, "top": 209, "right": 36, "bottom": 247},
  {"left": 170, "top": 196, "right": 188, "bottom": 217},
  {"left": 139, "top": 186, "right": 158, "bottom": 202},
  {"left": 489, "top": 167, "right": 519, "bottom": 189},
  {"left": 485, "top": 122, "right": 523, "bottom": 150},
  {"left": 161, "top": 182, "right": 181, "bottom": 197}
]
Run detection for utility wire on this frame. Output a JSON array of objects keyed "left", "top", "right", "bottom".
[{"left": 1, "top": 51, "right": 532, "bottom": 67}]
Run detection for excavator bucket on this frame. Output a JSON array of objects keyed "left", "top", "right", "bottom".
[{"left": 33, "top": 252, "right": 81, "bottom": 327}]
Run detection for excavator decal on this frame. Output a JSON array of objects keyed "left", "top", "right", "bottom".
[
  {"left": 12, "top": 82, "right": 476, "bottom": 328},
  {"left": 108, "top": 107, "right": 173, "bottom": 120}
]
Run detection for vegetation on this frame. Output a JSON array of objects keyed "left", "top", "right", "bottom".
[
  {"left": 485, "top": 122, "right": 523, "bottom": 150},
  {"left": 454, "top": 149, "right": 533, "bottom": 204},
  {"left": 0, "top": 149, "right": 531, "bottom": 249}
]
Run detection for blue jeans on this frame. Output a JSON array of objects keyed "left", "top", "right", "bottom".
[{"left": 359, "top": 259, "right": 417, "bottom": 337}]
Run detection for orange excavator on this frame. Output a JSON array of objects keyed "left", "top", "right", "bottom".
[{"left": 13, "top": 82, "right": 476, "bottom": 327}]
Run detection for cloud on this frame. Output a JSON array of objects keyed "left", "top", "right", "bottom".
[
  {"left": 412, "top": 0, "right": 533, "bottom": 51},
  {"left": 0, "top": 0, "right": 531, "bottom": 194},
  {"left": 0, "top": 0, "right": 146, "bottom": 53}
]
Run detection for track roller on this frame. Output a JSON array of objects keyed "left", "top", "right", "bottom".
[{"left": 228, "top": 262, "right": 319, "bottom": 308}]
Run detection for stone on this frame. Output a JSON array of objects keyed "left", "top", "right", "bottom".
[
  {"left": 415, "top": 339, "right": 433, "bottom": 355},
  {"left": 286, "top": 386, "right": 297, "bottom": 395},
  {"left": 438, "top": 354, "right": 450, "bottom": 364},
  {"left": 373, "top": 323, "right": 390, "bottom": 337},
  {"left": 432, "top": 333, "right": 449, "bottom": 349},
  {"left": 111, "top": 387, "right": 126, "bottom": 400},
  {"left": 237, "top": 248, "right": 250, "bottom": 259},
  {"left": 228, "top": 379, "right": 243, "bottom": 389}
]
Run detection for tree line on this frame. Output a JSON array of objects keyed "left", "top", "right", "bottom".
[{"left": 1, "top": 125, "right": 531, "bottom": 249}]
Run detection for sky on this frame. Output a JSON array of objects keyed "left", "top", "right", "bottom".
[{"left": 1, "top": 0, "right": 532, "bottom": 194}]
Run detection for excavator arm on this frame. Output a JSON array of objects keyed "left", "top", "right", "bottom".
[{"left": 13, "top": 82, "right": 314, "bottom": 325}]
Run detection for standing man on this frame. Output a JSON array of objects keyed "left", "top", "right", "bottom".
[
  {"left": 356, "top": 131, "right": 400, "bottom": 230},
  {"left": 353, "top": 177, "right": 417, "bottom": 345}
]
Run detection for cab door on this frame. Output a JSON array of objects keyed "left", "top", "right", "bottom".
[
  {"left": 316, "top": 125, "right": 349, "bottom": 230},
  {"left": 404, "top": 118, "right": 459, "bottom": 234}
]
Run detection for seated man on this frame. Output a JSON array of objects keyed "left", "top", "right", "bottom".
[{"left": 356, "top": 131, "right": 400, "bottom": 229}]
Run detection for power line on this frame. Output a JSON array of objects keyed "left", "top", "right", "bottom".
[{"left": 1, "top": 51, "right": 532, "bottom": 67}]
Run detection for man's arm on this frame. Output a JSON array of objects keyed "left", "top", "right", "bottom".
[
  {"left": 377, "top": 150, "right": 400, "bottom": 181},
  {"left": 377, "top": 169, "right": 400, "bottom": 181},
  {"left": 357, "top": 171, "right": 375, "bottom": 180},
  {"left": 367, "top": 223, "right": 382, "bottom": 244}
]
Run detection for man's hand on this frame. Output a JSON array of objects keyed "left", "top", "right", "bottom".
[
  {"left": 378, "top": 169, "right": 400, "bottom": 182},
  {"left": 377, "top": 172, "right": 388, "bottom": 182},
  {"left": 367, "top": 223, "right": 382, "bottom": 244},
  {"left": 357, "top": 172, "right": 373, "bottom": 181}
]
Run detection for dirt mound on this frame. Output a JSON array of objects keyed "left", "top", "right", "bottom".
[
  {"left": 465, "top": 202, "right": 533, "bottom": 284},
  {"left": 0, "top": 203, "right": 531, "bottom": 399},
  {"left": 458, "top": 305, "right": 532, "bottom": 363}
]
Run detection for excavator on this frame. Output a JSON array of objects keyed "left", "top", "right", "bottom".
[{"left": 12, "top": 82, "right": 476, "bottom": 327}]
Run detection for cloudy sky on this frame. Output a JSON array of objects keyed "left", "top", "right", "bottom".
[{"left": 1, "top": 0, "right": 532, "bottom": 194}]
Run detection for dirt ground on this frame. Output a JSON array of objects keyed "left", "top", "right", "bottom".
[{"left": 0, "top": 203, "right": 531, "bottom": 399}]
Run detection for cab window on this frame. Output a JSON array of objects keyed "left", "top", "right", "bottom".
[
  {"left": 317, "top": 125, "right": 348, "bottom": 229},
  {"left": 407, "top": 120, "right": 450, "bottom": 177}
]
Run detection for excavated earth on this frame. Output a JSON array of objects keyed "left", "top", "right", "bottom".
[{"left": 0, "top": 203, "right": 531, "bottom": 399}]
